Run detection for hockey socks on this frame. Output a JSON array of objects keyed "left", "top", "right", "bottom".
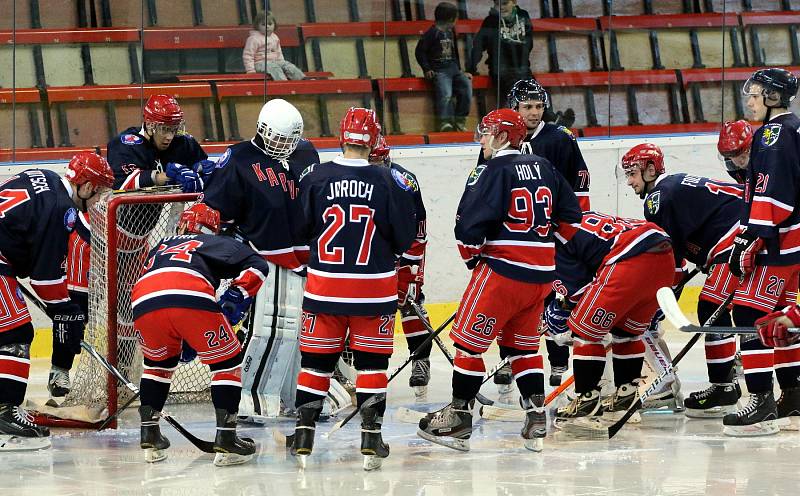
[
  {"left": 210, "top": 364, "right": 243, "bottom": 414},
  {"left": 572, "top": 340, "right": 606, "bottom": 394},
  {"left": 356, "top": 369, "right": 388, "bottom": 418},
  {"left": 452, "top": 348, "right": 485, "bottom": 402},
  {"left": 698, "top": 299, "right": 736, "bottom": 383},
  {"left": 510, "top": 353, "right": 545, "bottom": 399},
  {"left": 140, "top": 365, "right": 175, "bottom": 412},
  {"left": 611, "top": 334, "right": 645, "bottom": 387}
]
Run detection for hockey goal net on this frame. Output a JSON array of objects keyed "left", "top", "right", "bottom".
[{"left": 38, "top": 189, "right": 212, "bottom": 428}]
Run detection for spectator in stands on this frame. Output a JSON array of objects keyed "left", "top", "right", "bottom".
[
  {"left": 243, "top": 11, "right": 305, "bottom": 80},
  {"left": 415, "top": 2, "right": 473, "bottom": 132},
  {"left": 467, "top": 0, "right": 533, "bottom": 102}
]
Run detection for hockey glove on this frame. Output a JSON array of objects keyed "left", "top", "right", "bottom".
[
  {"left": 49, "top": 303, "right": 86, "bottom": 355},
  {"left": 165, "top": 162, "right": 203, "bottom": 193},
  {"left": 756, "top": 305, "right": 800, "bottom": 348},
  {"left": 728, "top": 228, "right": 763, "bottom": 279},
  {"left": 543, "top": 298, "right": 570, "bottom": 337},
  {"left": 192, "top": 159, "right": 216, "bottom": 182},
  {"left": 397, "top": 264, "right": 422, "bottom": 306},
  {"left": 218, "top": 287, "right": 252, "bottom": 326}
]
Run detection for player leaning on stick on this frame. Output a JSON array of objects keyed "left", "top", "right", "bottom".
[
  {"left": 368, "top": 137, "right": 432, "bottom": 400},
  {"left": 723, "top": 68, "right": 800, "bottom": 436},
  {"left": 131, "top": 203, "right": 269, "bottom": 466},
  {"left": 417, "top": 109, "right": 582, "bottom": 453},
  {"left": 0, "top": 152, "right": 114, "bottom": 450},
  {"left": 291, "top": 108, "right": 417, "bottom": 471},
  {"left": 623, "top": 141, "right": 747, "bottom": 418}
]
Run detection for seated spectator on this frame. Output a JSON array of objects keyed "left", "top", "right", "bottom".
[
  {"left": 415, "top": 2, "right": 473, "bottom": 132},
  {"left": 243, "top": 11, "right": 305, "bottom": 80}
]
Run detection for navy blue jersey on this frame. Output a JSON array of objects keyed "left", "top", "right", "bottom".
[
  {"left": 556, "top": 211, "right": 671, "bottom": 297},
  {"left": 390, "top": 162, "right": 427, "bottom": 268},
  {"left": 202, "top": 139, "right": 319, "bottom": 273},
  {"left": 457, "top": 149, "right": 582, "bottom": 284},
  {"left": 0, "top": 169, "right": 78, "bottom": 306},
  {"left": 741, "top": 112, "right": 800, "bottom": 266},
  {"left": 107, "top": 127, "right": 207, "bottom": 190},
  {"left": 299, "top": 157, "right": 417, "bottom": 316},
  {"left": 132, "top": 234, "right": 269, "bottom": 319},
  {"left": 644, "top": 174, "right": 743, "bottom": 268},
  {"left": 478, "top": 123, "right": 590, "bottom": 210}
]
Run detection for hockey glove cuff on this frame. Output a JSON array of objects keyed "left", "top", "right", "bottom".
[
  {"left": 218, "top": 287, "right": 252, "bottom": 326},
  {"left": 543, "top": 298, "right": 570, "bottom": 336},
  {"left": 165, "top": 162, "right": 204, "bottom": 193},
  {"left": 756, "top": 305, "right": 800, "bottom": 348},
  {"left": 728, "top": 228, "right": 763, "bottom": 278}
]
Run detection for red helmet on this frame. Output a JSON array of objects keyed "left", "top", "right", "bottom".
[
  {"left": 178, "top": 203, "right": 221, "bottom": 235},
  {"left": 65, "top": 151, "right": 114, "bottom": 190},
  {"left": 340, "top": 107, "right": 380, "bottom": 149},
  {"left": 717, "top": 120, "right": 754, "bottom": 158},
  {"left": 369, "top": 135, "right": 390, "bottom": 165},
  {"left": 477, "top": 109, "right": 526, "bottom": 148},
  {"left": 621, "top": 143, "right": 665, "bottom": 175},
  {"left": 143, "top": 94, "right": 184, "bottom": 126}
]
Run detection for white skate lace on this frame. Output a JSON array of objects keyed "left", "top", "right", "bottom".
[
  {"left": 428, "top": 406, "right": 456, "bottom": 428},
  {"left": 693, "top": 384, "right": 716, "bottom": 400},
  {"left": 51, "top": 371, "right": 70, "bottom": 389},
  {"left": 12, "top": 406, "right": 37, "bottom": 428},
  {"left": 737, "top": 394, "right": 760, "bottom": 418},
  {"left": 411, "top": 360, "right": 430, "bottom": 379}
]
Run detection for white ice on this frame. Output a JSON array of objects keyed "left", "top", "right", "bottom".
[{"left": 7, "top": 330, "right": 799, "bottom": 496}]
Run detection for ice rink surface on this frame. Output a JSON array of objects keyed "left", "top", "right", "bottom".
[{"left": 6, "top": 330, "right": 799, "bottom": 496}]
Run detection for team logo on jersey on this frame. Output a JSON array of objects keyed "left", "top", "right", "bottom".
[
  {"left": 63, "top": 208, "right": 77, "bottom": 232},
  {"left": 761, "top": 124, "right": 781, "bottom": 147},
  {"left": 298, "top": 164, "right": 315, "bottom": 182},
  {"left": 557, "top": 126, "right": 576, "bottom": 141},
  {"left": 216, "top": 148, "right": 232, "bottom": 169},
  {"left": 121, "top": 133, "right": 143, "bottom": 146},
  {"left": 391, "top": 168, "right": 418, "bottom": 192},
  {"left": 467, "top": 164, "right": 487, "bottom": 186},
  {"left": 645, "top": 191, "right": 661, "bottom": 215}
]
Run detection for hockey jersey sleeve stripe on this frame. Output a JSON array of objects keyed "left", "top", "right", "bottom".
[
  {"left": 121, "top": 170, "right": 142, "bottom": 190},
  {"left": 577, "top": 196, "right": 591, "bottom": 212},
  {"left": 231, "top": 267, "right": 268, "bottom": 298},
  {"left": 66, "top": 233, "right": 90, "bottom": 292},
  {"left": 750, "top": 196, "right": 794, "bottom": 227},
  {"left": 706, "top": 222, "right": 740, "bottom": 265},
  {"left": 603, "top": 227, "right": 670, "bottom": 266},
  {"left": 30, "top": 277, "right": 69, "bottom": 304},
  {"left": 555, "top": 222, "right": 580, "bottom": 243},
  {"left": 258, "top": 251, "right": 305, "bottom": 273},
  {"left": 457, "top": 241, "right": 484, "bottom": 263}
]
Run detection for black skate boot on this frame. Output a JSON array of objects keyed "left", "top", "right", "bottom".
[
  {"left": 723, "top": 390, "right": 779, "bottom": 437},
  {"left": 417, "top": 398, "right": 474, "bottom": 451},
  {"left": 521, "top": 394, "right": 546, "bottom": 452},
  {"left": 409, "top": 358, "right": 430, "bottom": 402},
  {"left": 46, "top": 366, "right": 70, "bottom": 404},
  {"left": 776, "top": 386, "right": 800, "bottom": 431},
  {"left": 684, "top": 383, "right": 740, "bottom": 418},
  {"left": 554, "top": 390, "right": 601, "bottom": 429},
  {"left": 139, "top": 405, "right": 170, "bottom": 463},
  {"left": 292, "top": 400, "right": 323, "bottom": 469},
  {"left": 0, "top": 404, "right": 50, "bottom": 451},
  {"left": 213, "top": 409, "right": 256, "bottom": 467},
  {"left": 360, "top": 405, "right": 390, "bottom": 471},
  {"left": 494, "top": 362, "right": 515, "bottom": 401},
  {"left": 549, "top": 366, "right": 567, "bottom": 387},
  {"left": 602, "top": 382, "right": 640, "bottom": 423}
]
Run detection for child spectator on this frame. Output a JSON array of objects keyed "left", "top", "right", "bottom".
[
  {"left": 467, "top": 0, "right": 533, "bottom": 102},
  {"left": 243, "top": 11, "right": 305, "bottom": 80},
  {"left": 415, "top": 2, "right": 473, "bottom": 132}
]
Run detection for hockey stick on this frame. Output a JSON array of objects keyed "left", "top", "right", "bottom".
[
  {"left": 606, "top": 287, "right": 736, "bottom": 439},
  {"left": 409, "top": 302, "right": 494, "bottom": 406},
  {"left": 18, "top": 284, "right": 216, "bottom": 453}
]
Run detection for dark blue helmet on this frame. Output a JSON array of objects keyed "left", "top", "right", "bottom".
[
  {"left": 507, "top": 79, "right": 549, "bottom": 110},
  {"left": 743, "top": 68, "right": 798, "bottom": 108}
]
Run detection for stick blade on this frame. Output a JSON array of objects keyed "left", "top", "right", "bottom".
[{"left": 656, "top": 287, "right": 692, "bottom": 329}]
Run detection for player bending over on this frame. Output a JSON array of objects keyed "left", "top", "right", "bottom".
[
  {"left": 417, "top": 109, "right": 582, "bottom": 452},
  {"left": 0, "top": 152, "right": 113, "bottom": 450},
  {"left": 131, "top": 203, "right": 269, "bottom": 466},
  {"left": 291, "top": 108, "right": 417, "bottom": 470}
]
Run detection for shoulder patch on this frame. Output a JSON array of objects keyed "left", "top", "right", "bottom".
[
  {"left": 120, "top": 133, "right": 143, "bottom": 146},
  {"left": 557, "top": 125, "right": 577, "bottom": 141},
  {"left": 216, "top": 148, "right": 232, "bottom": 169},
  {"left": 391, "top": 167, "right": 418, "bottom": 192},
  {"left": 645, "top": 190, "right": 661, "bottom": 215},
  {"left": 299, "top": 163, "right": 315, "bottom": 182},
  {"left": 467, "top": 164, "right": 487, "bottom": 186},
  {"left": 64, "top": 208, "right": 77, "bottom": 233},
  {"left": 761, "top": 123, "right": 782, "bottom": 147}
]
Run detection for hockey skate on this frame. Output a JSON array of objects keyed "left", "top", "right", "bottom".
[
  {"left": 409, "top": 358, "right": 431, "bottom": 402},
  {"left": 549, "top": 365, "right": 567, "bottom": 387},
  {"left": 776, "top": 387, "right": 800, "bottom": 431},
  {"left": 360, "top": 406, "right": 389, "bottom": 471},
  {"left": 0, "top": 404, "right": 50, "bottom": 451},
  {"left": 46, "top": 366, "right": 71, "bottom": 406},
  {"left": 521, "top": 395, "right": 546, "bottom": 452},
  {"left": 494, "top": 362, "right": 515, "bottom": 403},
  {"left": 139, "top": 406, "right": 170, "bottom": 463},
  {"left": 417, "top": 399, "right": 473, "bottom": 452},
  {"left": 684, "top": 383, "right": 740, "bottom": 418},
  {"left": 213, "top": 409, "right": 256, "bottom": 466},
  {"left": 723, "top": 391, "right": 779, "bottom": 437},
  {"left": 291, "top": 400, "right": 323, "bottom": 469},
  {"left": 601, "top": 382, "right": 641, "bottom": 424},
  {"left": 554, "top": 390, "right": 602, "bottom": 430}
]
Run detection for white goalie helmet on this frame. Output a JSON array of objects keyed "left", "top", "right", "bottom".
[{"left": 256, "top": 99, "right": 304, "bottom": 160}]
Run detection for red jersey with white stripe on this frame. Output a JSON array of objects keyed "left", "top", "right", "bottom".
[
  {"left": 132, "top": 234, "right": 269, "bottom": 320},
  {"left": 456, "top": 149, "right": 582, "bottom": 284},
  {"left": 741, "top": 112, "right": 800, "bottom": 266},
  {"left": 298, "top": 157, "right": 417, "bottom": 316},
  {"left": 66, "top": 211, "right": 90, "bottom": 293}
]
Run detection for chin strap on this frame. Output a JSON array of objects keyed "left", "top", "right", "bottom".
[{"left": 488, "top": 137, "right": 511, "bottom": 158}]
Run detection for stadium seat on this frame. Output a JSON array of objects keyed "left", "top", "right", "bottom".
[
  {"left": 0, "top": 88, "right": 45, "bottom": 149},
  {"left": 741, "top": 11, "right": 800, "bottom": 67}
]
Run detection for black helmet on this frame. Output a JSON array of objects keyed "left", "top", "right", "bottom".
[
  {"left": 743, "top": 68, "right": 798, "bottom": 108},
  {"left": 507, "top": 79, "right": 549, "bottom": 110}
]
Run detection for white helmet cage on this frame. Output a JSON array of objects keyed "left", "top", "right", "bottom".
[{"left": 256, "top": 99, "right": 304, "bottom": 160}]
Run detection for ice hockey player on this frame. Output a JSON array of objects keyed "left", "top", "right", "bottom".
[
  {"left": 202, "top": 99, "right": 341, "bottom": 420},
  {"left": 417, "top": 108, "right": 582, "bottom": 453},
  {"left": 0, "top": 152, "right": 114, "bottom": 450},
  {"left": 368, "top": 136, "right": 431, "bottom": 401},
  {"left": 291, "top": 107, "right": 417, "bottom": 471},
  {"left": 131, "top": 203, "right": 270, "bottom": 466},
  {"left": 551, "top": 212, "right": 674, "bottom": 429},
  {"left": 623, "top": 143, "right": 744, "bottom": 418},
  {"left": 480, "top": 79, "right": 591, "bottom": 392},
  {"left": 724, "top": 67, "right": 800, "bottom": 436},
  {"left": 718, "top": 119, "right": 754, "bottom": 185}
]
